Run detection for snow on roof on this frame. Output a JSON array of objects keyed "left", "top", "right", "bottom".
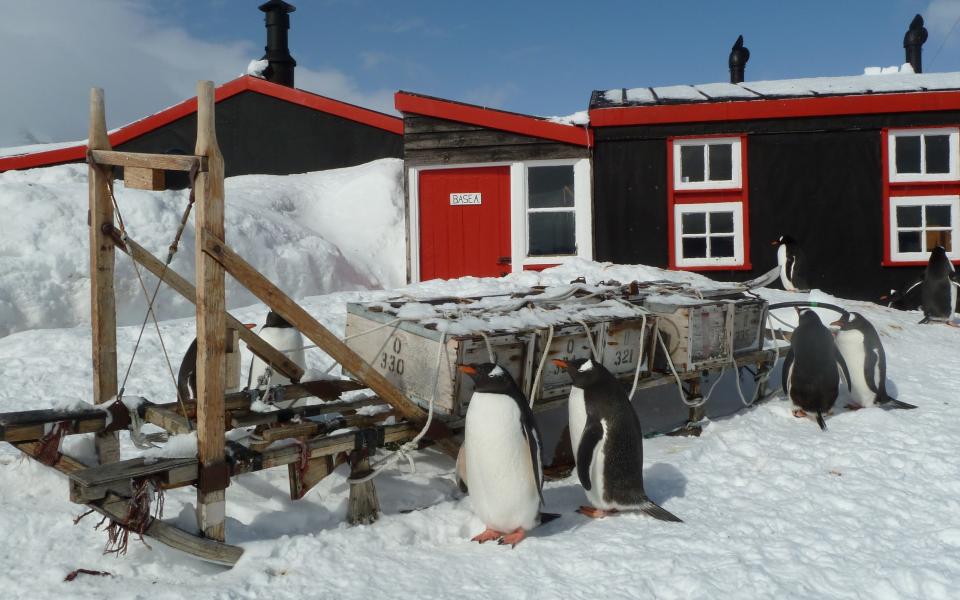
[{"left": 591, "top": 70, "right": 960, "bottom": 108}]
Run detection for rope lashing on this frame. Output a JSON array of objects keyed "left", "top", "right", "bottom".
[{"left": 528, "top": 324, "right": 554, "bottom": 408}]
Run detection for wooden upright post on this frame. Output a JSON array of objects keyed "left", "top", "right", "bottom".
[
  {"left": 193, "top": 81, "right": 228, "bottom": 542},
  {"left": 88, "top": 88, "right": 120, "bottom": 465}
]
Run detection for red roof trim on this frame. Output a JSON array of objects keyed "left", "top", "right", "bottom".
[
  {"left": 395, "top": 91, "right": 592, "bottom": 147},
  {"left": 589, "top": 90, "right": 960, "bottom": 127},
  {"left": 0, "top": 76, "right": 402, "bottom": 172}
]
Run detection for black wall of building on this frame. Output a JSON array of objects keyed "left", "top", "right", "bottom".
[
  {"left": 593, "top": 110, "right": 960, "bottom": 301},
  {"left": 116, "top": 91, "right": 401, "bottom": 186}
]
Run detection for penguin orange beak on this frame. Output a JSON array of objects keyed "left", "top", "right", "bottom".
[
  {"left": 830, "top": 319, "right": 843, "bottom": 328},
  {"left": 457, "top": 365, "right": 477, "bottom": 375},
  {"left": 244, "top": 323, "right": 257, "bottom": 329},
  {"left": 770, "top": 240, "right": 779, "bottom": 246},
  {"left": 551, "top": 359, "right": 569, "bottom": 369}
]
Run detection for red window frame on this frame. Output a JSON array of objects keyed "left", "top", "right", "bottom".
[
  {"left": 882, "top": 125, "right": 960, "bottom": 267},
  {"left": 667, "top": 134, "right": 752, "bottom": 271}
]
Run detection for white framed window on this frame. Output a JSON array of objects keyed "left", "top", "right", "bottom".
[
  {"left": 673, "top": 137, "right": 742, "bottom": 190},
  {"left": 889, "top": 195, "right": 959, "bottom": 262},
  {"left": 526, "top": 164, "right": 577, "bottom": 256},
  {"left": 888, "top": 128, "right": 960, "bottom": 183},
  {"left": 674, "top": 202, "right": 745, "bottom": 267}
]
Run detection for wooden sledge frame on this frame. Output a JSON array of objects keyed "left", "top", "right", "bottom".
[{"left": 0, "top": 81, "right": 458, "bottom": 567}]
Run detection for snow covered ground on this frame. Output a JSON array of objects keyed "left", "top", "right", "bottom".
[
  {"left": 0, "top": 258, "right": 957, "bottom": 599},
  {"left": 0, "top": 159, "right": 405, "bottom": 336}
]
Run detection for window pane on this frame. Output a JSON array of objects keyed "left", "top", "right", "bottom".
[
  {"left": 708, "top": 144, "right": 733, "bottom": 181},
  {"left": 898, "top": 231, "right": 922, "bottom": 253},
  {"left": 927, "top": 230, "right": 952, "bottom": 252},
  {"left": 528, "top": 166, "right": 575, "bottom": 209},
  {"left": 682, "top": 212, "right": 706, "bottom": 234},
  {"left": 895, "top": 136, "right": 921, "bottom": 174},
  {"left": 682, "top": 237, "right": 707, "bottom": 258},
  {"left": 710, "top": 211, "right": 734, "bottom": 233},
  {"left": 710, "top": 235, "right": 735, "bottom": 258},
  {"left": 897, "top": 205, "right": 922, "bottom": 228},
  {"left": 529, "top": 212, "right": 575, "bottom": 256},
  {"left": 926, "top": 204, "right": 952, "bottom": 227},
  {"left": 925, "top": 135, "right": 951, "bottom": 174},
  {"left": 680, "top": 145, "right": 705, "bottom": 182}
]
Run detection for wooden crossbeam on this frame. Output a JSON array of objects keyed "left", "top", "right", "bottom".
[
  {"left": 69, "top": 456, "right": 198, "bottom": 504},
  {"left": 89, "top": 149, "right": 208, "bottom": 173},
  {"left": 111, "top": 232, "right": 304, "bottom": 382},
  {"left": 0, "top": 405, "right": 107, "bottom": 443},
  {"left": 200, "top": 232, "right": 460, "bottom": 459}
]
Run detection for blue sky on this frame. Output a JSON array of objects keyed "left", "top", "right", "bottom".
[{"left": 3, "top": 0, "right": 960, "bottom": 146}]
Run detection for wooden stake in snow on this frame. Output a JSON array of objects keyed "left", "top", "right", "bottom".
[
  {"left": 88, "top": 88, "right": 120, "bottom": 465},
  {"left": 193, "top": 80, "right": 228, "bottom": 543},
  {"left": 347, "top": 448, "right": 380, "bottom": 526}
]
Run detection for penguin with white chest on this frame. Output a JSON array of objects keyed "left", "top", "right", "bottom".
[
  {"left": 831, "top": 312, "right": 916, "bottom": 410},
  {"left": 458, "top": 363, "right": 544, "bottom": 547},
  {"left": 553, "top": 358, "right": 681, "bottom": 522},
  {"left": 920, "top": 246, "right": 958, "bottom": 324},
  {"left": 247, "top": 311, "right": 306, "bottom": 389},
  {"left": 782, "top": 310, "right": 852, "bottom": 430},
  {"left": 772, "top": 235, "right": 810, "bottom": 292}
]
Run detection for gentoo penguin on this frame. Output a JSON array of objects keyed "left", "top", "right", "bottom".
[
  {"left": 772, "top": 235, "right": 810, "bottom": 292},
  {"left": 831, "top": 312, "right": 916, "bottom": 410},
  {"left": 920, "top": 246, "right": 957, "bottom": 324},
  {"left": 880, "top": 284, "right": 921, "bottom": 311},
  {"left": 177, "top": 325, "right": 253, "bottom": 400},
  {"left": 458, "top": 362, "right": 543, "bottom": 546},
  {"left": 247, "top": 311, "right": 306, "bottom": 389},
  {"left": 781, "top": 310, "right": 852, "bottom": 430},
  {"left": 553, "top": 358, "right": 681, "bottom": 522}
]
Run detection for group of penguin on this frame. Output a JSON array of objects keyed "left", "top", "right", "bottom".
[
  {"left": 456, "top": 358, "right": 681, "bottom": 547},
  {"left": 773, "top": 236, "right": 958, "bottom": 324}
]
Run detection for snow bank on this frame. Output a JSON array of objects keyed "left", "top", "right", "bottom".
[{"left": 0, "top": 158, "right": 405, "bottom": 336}]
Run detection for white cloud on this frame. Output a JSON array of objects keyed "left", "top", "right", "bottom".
[
  {"left": 925, "top": 0, "right": 960, "bottom": 39},
  {"left": 461, "top": 83, "right": 520, "bottom": 109},
  {"left": 0, "top": 0, "right": 396, "bottom": 147}
]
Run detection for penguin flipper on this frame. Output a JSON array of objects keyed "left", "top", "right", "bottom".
[
  {"left": 456, "top": 446, "right": 468, "bottom": 494},
  {"left": 816, "top": 411, "right": 827, "bottom": 431},
  {"left": 863, "top": 347, "right": 880, "bottom": 396},
  {"left": 576, "top": 422, "right": 603, "bottom": 491},
  {"left": 637, "top": 498, "right": 683, "bottom": 523},
  {"left": 781, "top": 349, "right": 794, "bottom": 396}
]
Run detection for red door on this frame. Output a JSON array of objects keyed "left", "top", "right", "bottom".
[{"left": 418, "top": 166, "right": 511, "bottom": 280}]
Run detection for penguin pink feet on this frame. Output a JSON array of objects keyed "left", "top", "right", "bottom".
[
  {"left": 498, "top": 528, "right": 527, "bottom": 547},
  {"left": 577, "top": 506, "right": 618, "bottom": 519},
  {"left": 471, "top": 528, "right": 504, "bottom": 544},
  {"left": 792, "top": 408, "right": 808, "bottom": 418}
]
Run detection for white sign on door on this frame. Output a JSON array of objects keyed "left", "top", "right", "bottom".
[{"left": 450, "top": 193, "right": 482, "bottom": 206}]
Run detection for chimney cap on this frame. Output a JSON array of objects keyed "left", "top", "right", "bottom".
[{"left": 259, "top": 0, "right": 296, "bottom": 13}]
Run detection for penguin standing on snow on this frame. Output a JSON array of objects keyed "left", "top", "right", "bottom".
[
  {"left": 247, "top": 311, "right": 306, "bottom": 389},
  {"left": 553, "top": 358, "right": 681, "bottom": 522},
  {"left": 920, "top": 246, "right": 958, "bottom": 324},
  {"left": 177, "top": 324, "right": 254, "bottom": 400},
  {"left": 782, "top": 310, "right": 852, "bottom": 430},
  {"left": 831, "top": 312, "right": 916, "bottom": 410},
  {"left": 772, "top": 235, "right": 810, "bottom": 292},
  {"left": 458, "top": 362, "right": 544, "bottom": 547}
]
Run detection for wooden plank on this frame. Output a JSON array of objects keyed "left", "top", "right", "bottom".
[
  {"left": 90, "top": 149, "right": 207, "bottom": 172},
  {"left": 404, "top": 129, "right": 552, "bottom": 151},
  {"left": 403, "top": 115, "right": 484, "bottom": 135},
  {"left": 112, "top": 233, "right": 304, "bottom": 382},
  {"left": 200, "top": 232, "right": 460, "bottom": 459},
  {"left": 142, "top": 406, "right": 192, "bottom": 434},
  {"left": 258, "top": 422, "right": 320, "bottom": 443},
  {"left": 14, "top": 441, "right": 242, "bottom": 567},
  {"left": 404, "top": 142, "right": 589, "bottom": 165},
  {"left": 288, "top": 455, "right": 334, "bottom": 500},
  {"left": 0, "top": 405, "right": 107, "bottom": 442},
  {"left": 88, "top": 88, "right": 120, "bottom": 465},
  {"left": 123, "top": 166, "right": 165, "bottom": 190},
  {"left": 194, "top": 80, "right": 228, "bottom": 542},
  {"left": 230, "top": 396, "right": 384, "bottom": 428},
  {"left": 71, "top": 456, "right": 198, "bottom": 488}
]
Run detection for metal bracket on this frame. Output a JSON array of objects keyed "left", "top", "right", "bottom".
[{"left": 197, "top": 461, "right": 230, "bottom": 493}]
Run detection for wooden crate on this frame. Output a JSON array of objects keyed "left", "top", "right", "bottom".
[{"left": 644, "top": 298, "right": 733, "bottom": 372}]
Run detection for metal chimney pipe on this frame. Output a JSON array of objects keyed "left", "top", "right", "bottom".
[
  {"left": 904, "top": 14, "right": 928, "bottom": 73},
  {"left": 729, "top": 35, "right": 750, "bottom": 84},
  {"left": 259, "top": 0, "right": 297, "bottom": 87}
]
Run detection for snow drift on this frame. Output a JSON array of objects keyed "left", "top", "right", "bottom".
[{"left": 0, "top": 158, "right": 405, "bottom": 337}]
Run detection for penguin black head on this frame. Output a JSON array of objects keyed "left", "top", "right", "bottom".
[
  {"left": 797, "top": 309, "right": 824, "bottom": 327},
  {"left": 264, "top": 310, "right": 293, "bottom": 328},
  {"left": 926, "top": 245, "right": 954, "bottom": 277},
  {"left": 458, "top": 362, "right": 518, "bottom": 394},
  {"left": 830, "top": 311, "right": 866, "bottom": 332},
  {"left": 771, "top": 235, "right": 797, "bottom": 247},
  {"left": 552, "top": 357, "right": 605, "bottom": 388}
]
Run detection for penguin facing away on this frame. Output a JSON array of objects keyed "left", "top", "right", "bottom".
[
  {"left": 781, "top": 310, "right": 852, "bottom": 430},
  {"left": 458, "top": 362, "right": 544, "bottom": 547},
  {"left": 831, "top": 312, "right": 916, "bottom": 410},
  {"left": 920, "top": 246, "right": 958, "bottom": 324},
  {"left": 553, "top": 358, "right": 681, "bottom": 522},
  {"left": 772, "top": 235, "right": 810, "bottom": 292},
  {"left": 177, "top": 324, "right": 254, "bottom": 401},
  {"left": 247, "top": 311, "right": 307, "bottom": 389}
]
